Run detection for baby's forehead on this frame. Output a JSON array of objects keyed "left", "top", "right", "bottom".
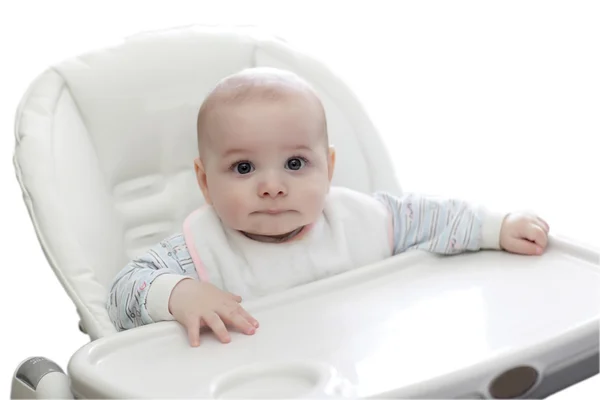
[
  {"left": 211, "top": 98, "right": 323, "bottom": 142},
  {"left": 197, "top": 68, "right": 327, "bottom": 153},
  {"left": 203, "top": 68, "right": 320, "bottom": 111},
  {"left": 215, "top": 78, "right": 317, "bottom": 109}
]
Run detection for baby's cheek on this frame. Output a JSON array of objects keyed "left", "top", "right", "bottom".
[
  {"left": 222, "top": 191, "right": 251, "bottom": 226},
  {"left": 206, "top": 182, "right": 233, "bottom": 220},
  {"left": 231, "top": 195, "right": 249, "bottom": 218},
  {"left": 298, "top": 179, "right": 329, "bottom": 216}
]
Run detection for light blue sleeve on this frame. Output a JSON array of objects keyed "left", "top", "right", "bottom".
[
  {"left": 106, "top": 233, "right": 198, "bottom": 331},
  {"left": 373, "top": 191, "right": 498, "bottom": 255}
]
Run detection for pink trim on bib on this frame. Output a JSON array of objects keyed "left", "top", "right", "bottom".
[{"left": 183, "top": 207, "right": 210, "bottom": 282}]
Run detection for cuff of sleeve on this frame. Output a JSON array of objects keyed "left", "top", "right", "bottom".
[
  {"left": 147, "top": 274, "right": 191, "bottom": 322},
  {"left": 479, "top": 208, "right": 509, "bottom": 249}
]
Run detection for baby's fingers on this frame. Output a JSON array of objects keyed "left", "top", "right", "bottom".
[
  {"left": 535, "top": 217, "right": 550, "bottom": 234},
  {"left": 507, "top": 238, "right": 542, "bottom": 255},
  {"left": 229, "top": 293, "right": 243, "bottom": 303},
  {"left": 523, "top": 223, "right": 548, "bottom": 249},
  {"left": 186, "top": 316, "right": 202, "bottom": 347},
  {"left": 219, "top": 304, "right": 257, "bottom": 335},
  {"left": 202, "top": 312, "right": 231, "bottom": 343},
  {"left": 238, "top": 307, "right": 259, "bottom": 329}
]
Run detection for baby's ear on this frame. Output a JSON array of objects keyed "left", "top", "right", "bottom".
[
  {"left": 194, "top": 158, "right": 212, "bottom": 204},
  {"left": 327, "top": 145, "right": 336, "bottom": 182}
]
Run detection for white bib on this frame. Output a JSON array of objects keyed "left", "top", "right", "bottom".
[{"left": 182, "top": 187, "right": 392, "bottom": 300}]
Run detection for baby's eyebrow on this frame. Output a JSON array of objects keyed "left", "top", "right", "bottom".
[
  {"left": 222, "top": 148, "right": 249, "bottom": 158},
  {"left": 221, "top": 144, "right": 314, "bottom": 159},
  {"left": 285, "top": 145, "right": 313, "bottom": 152}
]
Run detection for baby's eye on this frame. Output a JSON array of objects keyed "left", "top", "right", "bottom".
[
  {"left": 286, "top": 157, "right": 307, "bottom": 171},
  {"left": 234, "top": 162, "right": 254, "bottom": 175}
]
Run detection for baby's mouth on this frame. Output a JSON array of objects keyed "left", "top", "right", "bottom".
[
  {"left": 265, "top": 210, "right": 285, "bottom": 215},
  {"left": 255, "top": 209, "right": 291, "bottom": 215}
]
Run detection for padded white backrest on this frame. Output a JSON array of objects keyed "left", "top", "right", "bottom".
[{"left": 13, "top": 25, "right": 402, "bottom": 340}]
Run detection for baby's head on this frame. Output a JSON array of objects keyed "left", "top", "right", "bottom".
[{"left": 194, "top": 67, "right": 336, "bottom": 238}]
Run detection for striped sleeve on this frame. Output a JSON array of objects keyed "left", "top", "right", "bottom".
[
  {"left": 373, "top": 191, "right": 507, "bottom": 255},
  {"left": 106, "top": 233, "right": 197, "bottom": 331}
]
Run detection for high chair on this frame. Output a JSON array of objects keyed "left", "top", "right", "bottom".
[{"left": 10, "top": 25, "right": 599, "bottom": 399}]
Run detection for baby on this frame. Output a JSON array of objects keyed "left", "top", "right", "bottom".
[{"left": 107, "top": 67, "right": 550, "bottom": 347}]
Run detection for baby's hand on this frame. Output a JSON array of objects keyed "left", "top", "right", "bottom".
[
  {"left": 500, "top": 213, "right": 550, "bottom": 255},
  {"left": 168, "top": 279, "right": 259, "bottom": 347}
]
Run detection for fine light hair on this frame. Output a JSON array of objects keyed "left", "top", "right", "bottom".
[{"left": 196, "top": 67, "right": 328, "bottom": 157}]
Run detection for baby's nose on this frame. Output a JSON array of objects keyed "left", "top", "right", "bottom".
[{"left": 258, "top": 175, "right": 287, "bottom": 198}]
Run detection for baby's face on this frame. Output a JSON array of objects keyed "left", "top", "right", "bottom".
[{"left": 196, "top": 94, "right": 335, "bottom": 236}]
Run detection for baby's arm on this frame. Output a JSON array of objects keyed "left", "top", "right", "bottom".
[
  {"left": 106, "top": 233, "right": 196, "bottom": 331},
  {"left": 374, "top": 191, "right": 506, "bottom": 255},
  {"left": 107, "top": 233, "right": 258, "bottom": 346}
]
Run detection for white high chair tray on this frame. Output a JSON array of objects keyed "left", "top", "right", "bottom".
[{"left": 68, "top": 236, "right": 599, "bottom": 399}]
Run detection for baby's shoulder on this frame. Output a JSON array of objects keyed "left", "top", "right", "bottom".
[
  {"left": 141, "top": 232, "right": 185, "bottom": 250},
  {"left": 136, "top": 232, "right": 189, "bottom": 261},
  {"left": 326, "top": 186, "right": 390, "bottom": 217},
  {"left": 327, "top": 186, "right": 391, "bottom": 206},
  {"left": 161, "top": 232, "right": 186, "bottom": 248}
]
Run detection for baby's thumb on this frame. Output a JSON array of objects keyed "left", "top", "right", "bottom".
[{"left": 508, "top": 238, "right": 542, "bottom": 255}]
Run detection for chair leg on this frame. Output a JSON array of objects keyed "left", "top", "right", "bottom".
[{"left": 11, "top": 357, "right": 73, "bottom": 399}]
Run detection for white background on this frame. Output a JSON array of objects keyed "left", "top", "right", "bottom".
[{"left": 0, "top": 0, "right": 598, "bottom": 398}]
